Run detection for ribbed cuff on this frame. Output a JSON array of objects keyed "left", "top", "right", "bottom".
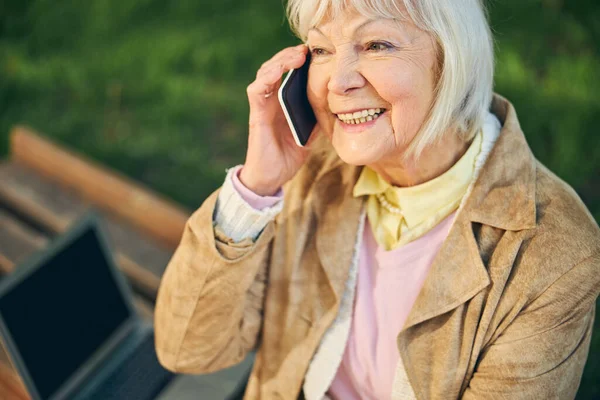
[{"left": 213, "top": 165, "right": 284, "bottom": 242}]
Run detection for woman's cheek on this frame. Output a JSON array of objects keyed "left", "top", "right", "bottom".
[{"left": 307, "top": 65, "right": 326, "bottom": 102}]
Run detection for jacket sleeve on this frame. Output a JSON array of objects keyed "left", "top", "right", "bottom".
[
  {"left": 462, "top": 250, "right": 600, "bottom": 399},
  {"left": 154, "top": 184, "right": 279, "bottom": 374}
]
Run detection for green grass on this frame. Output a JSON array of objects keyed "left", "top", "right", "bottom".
[
  {"left": 1, "top": 0, "right": 301, "bottom": 206},
  {"left": 1, "top": 0, "right": 599, "bottom": 397}
]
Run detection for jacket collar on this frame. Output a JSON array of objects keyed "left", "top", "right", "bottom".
[
  {"left": 312, "top": 95, "right": 537, "bottom": 325},
  {"left": 462, "top": 95, "right": 537, "bottom": 231}
]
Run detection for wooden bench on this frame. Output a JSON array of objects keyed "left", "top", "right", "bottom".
[{"left": 0, "top": 125, "right": 191, "bottom": 398}]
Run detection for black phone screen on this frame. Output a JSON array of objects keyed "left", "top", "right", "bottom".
[{"left": 278, "top": 52, "right": 317, "bottom": 147}]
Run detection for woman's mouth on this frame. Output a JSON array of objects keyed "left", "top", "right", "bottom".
[{"left": 336, "top": 108, "right": 386, "bottom": 125}]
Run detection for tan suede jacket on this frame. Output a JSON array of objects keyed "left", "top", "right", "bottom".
[{"left": 155, "top": 95, "right": 600, "bottom": 399}]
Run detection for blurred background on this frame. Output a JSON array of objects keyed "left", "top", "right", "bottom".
[{"left": 0, "top": 0, "right": 598, "bottom": 397}]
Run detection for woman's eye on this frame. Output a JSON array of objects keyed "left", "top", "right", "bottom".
[
  {"left": 366, "top": 41, "right": 392, "bottom": 52},
  {"left": 310, "top": 47, "right": 328, "bottom": 56}
]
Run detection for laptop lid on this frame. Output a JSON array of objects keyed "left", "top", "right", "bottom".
[{"left": 0, "top": 211, "right": 140, "bottom": 400}]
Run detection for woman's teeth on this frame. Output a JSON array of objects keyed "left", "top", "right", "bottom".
[{"left": 337, "top": 108, "right": 385, "bottom": 125}]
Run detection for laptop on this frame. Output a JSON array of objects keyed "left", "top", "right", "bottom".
[{"left": 0, "top": 211, "right": 174, "bottom": 400}]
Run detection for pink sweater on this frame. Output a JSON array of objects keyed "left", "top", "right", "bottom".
[
  {"left": 231, "top": 168, "right": 455, "bottom": 399},
  {"left": 327, "top": 214, "right": 455, "bottom": 399}
]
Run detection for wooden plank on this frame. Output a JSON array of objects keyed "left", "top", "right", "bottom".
[
  {"left": 0, "top": 162, "right": 172, "bottom": 301},
  {"left": 0, "top": 361, "right": 29, "bottom": 400},
  {"left": 0, "top": 162, "right": 88, "bottom": 233},
  {"left": 0, "top": 209, "right": 48, "bottom": 273},
  {"left": 0, "top": 161, "right": 172, "bottom": 278},
  {"left": 10, "top": 126, "right": 190, "bottom": 250},
  {"left": 0, "top": 340, "right": 29, "bottom": 400},
  {"left": 0, "top": 339, "right": 14, "bottom": 370},
  {"left": 0, "top": 254, "right": 13, "bottom": 276}
]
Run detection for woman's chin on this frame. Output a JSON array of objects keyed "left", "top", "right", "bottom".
[
  {"left": 332, "top": 145, "right": 378, "bottom": 166},
  {"left": 329, "top": 124, "right": 395, "bottom": 166}
]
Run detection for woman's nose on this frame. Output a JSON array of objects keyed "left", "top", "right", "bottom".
[{"left": 327, "top": 56, "right": 366, "bottom": 95}]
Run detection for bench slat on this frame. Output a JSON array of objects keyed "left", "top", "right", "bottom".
[
  {"left": 0, "top": 209, "right": 48, "bottom": 274},
  {"left": 0, "top": 361, "right": 29, "bottom": 400},
  {"left": 0, "top": 162, "right": 171, "bottom": 301},
  {"left": 10, "top": 126, "right": 189, "bottom": 250}
]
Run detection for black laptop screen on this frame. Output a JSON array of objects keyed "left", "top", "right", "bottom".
[{"left": 0, "top": 226, "right": 132, "bottom": 399}]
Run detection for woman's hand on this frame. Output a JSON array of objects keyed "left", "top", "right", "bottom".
[{"left": 240, "top": 44, "right": 319, "bottom": 196}]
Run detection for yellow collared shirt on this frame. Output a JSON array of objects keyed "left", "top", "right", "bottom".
[{"left": 353, "top": 132, "right": 483, "bottom": 250}]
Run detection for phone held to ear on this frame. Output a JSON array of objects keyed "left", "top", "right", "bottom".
[{"left": 278, "top": 51, "right": 317, "bottom": 147}]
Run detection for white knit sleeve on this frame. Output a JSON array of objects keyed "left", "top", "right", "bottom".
[{"left": 213, "top": 167, "right": 284, "bottom": 242}]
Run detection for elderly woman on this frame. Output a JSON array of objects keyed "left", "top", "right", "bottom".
[{"left": 154, "top": 0, "right": 600, "bottom": 398}]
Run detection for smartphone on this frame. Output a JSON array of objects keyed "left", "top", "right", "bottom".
[{"left": 278, "top": 51, "right": 317, "bottom": 147}]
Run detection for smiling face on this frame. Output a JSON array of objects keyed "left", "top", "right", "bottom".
[{"left": 306, "top": 11, "right": 439, "bottom": 167}]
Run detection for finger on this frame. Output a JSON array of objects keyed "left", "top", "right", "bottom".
[
  {"left": 250, "top": 58, "right": 305, "bottom": 102},
  {"left": 269, "top": 44, "right": 307, "bottom": 66},
  {"left": 257, "top": 45, "right": 307, "bottom": 78},
  {"left": 255, "top": 54, "right": 306, "bottom": 90},
  {"left": 248, "top": 45, "right": 308, "bottom": 105},
  {"left": 256, "top": 54, "right": 305, "bottom": 83},
  {"left": 247, "top": 67, "right": 285, "bottom": 103},
  {"left": 260, "top": 44, "right": 306, "bottom": 70}
]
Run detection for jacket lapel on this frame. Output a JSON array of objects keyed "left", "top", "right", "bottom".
[
  {"left": 402, "top": 217, "right": 490, "bottom": 330},
  {"left": 314, "top": 164, "right": 364, "bottom": 306},
  {"left": 402, "top": 95, "right": 537, "bottom": 331}
]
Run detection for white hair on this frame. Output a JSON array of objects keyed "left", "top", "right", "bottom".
[{"left": 287, "top": 0, "right": 494, "bottom": 160}]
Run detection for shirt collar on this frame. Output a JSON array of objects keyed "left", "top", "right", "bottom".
[{"left": 352, "top": 131, "right": 483, "bottom": 228}]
